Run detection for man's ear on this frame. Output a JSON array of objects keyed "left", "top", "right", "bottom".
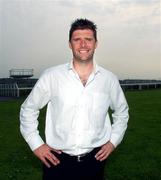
[
  {"left": 95, "top": 41, "right": 98, "bottom": 49},
  {"left": 69, "top": 41, "right": 72, "bottom": 49}
]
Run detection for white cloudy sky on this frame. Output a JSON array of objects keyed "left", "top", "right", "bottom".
[{"left": 0, "top": 0, "right": 160, "bottom": 79}]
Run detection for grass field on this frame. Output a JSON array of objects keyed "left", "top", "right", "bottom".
[{"left": 0, "top": 89, "right": 161, "bottom": 180}]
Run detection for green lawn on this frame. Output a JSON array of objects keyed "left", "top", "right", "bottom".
[{"left": 0, "top": 89, "right": 161, "bottom": 180}]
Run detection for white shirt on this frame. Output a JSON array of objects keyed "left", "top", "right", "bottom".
[{"left": 20, "top": 62, "right": 129, "bottom": 155}]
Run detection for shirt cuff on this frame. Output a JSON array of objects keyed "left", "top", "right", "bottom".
[
  {"left": 110, "top": 133, "right": 123, "bottom": 148},
  {"left": 27, "top": 135, "right": 45, "bottom": 151}
]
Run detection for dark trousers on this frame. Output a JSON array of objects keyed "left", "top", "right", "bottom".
[{"left": 43, "top": 148, "right": 106, "bottom": 180}]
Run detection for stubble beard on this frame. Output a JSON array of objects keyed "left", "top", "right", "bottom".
[{"left": 73, "top": 50, "right": 95, "bottom": 64}]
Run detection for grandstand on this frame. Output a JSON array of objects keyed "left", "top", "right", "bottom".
[
  {"left": 9, "top": 69, "right": 34, "bottom": 78},
  {"left": 120, "top": 79, "right": 161, "bottom": 91}
]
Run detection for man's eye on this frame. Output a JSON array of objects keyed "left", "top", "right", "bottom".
[
  {"left": 86, "top": 38, "right": 92, "bottom": 41},
  {"left": 73, "top": 38, "right": 80, "bottom": 41}
]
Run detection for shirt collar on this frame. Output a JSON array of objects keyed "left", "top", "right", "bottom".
[{"left": 68, "top": 60, "right": 100, "bottom": 75}]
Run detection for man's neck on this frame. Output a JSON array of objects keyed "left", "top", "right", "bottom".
[
  {"left": 73, "top": 59, "right": 94, "bottom": 86},
  {"left": 73, "top": 59, "right": 94, "bottom": 76}
]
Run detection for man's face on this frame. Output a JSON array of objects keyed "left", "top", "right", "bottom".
[{"left": 69, "top": 29, "right": 98, "bottom": 63}]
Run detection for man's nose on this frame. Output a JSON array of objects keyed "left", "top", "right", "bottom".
[{"left": 80, "top": 40, "right": 87, "bottom": 47}]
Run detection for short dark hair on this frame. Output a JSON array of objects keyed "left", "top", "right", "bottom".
[{"left": 69, "top": 18, "right": 97, "bottom": 42}]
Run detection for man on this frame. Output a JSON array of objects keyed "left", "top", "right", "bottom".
[{"left": 20, "top": 18, "right": 129, "bottom": 180}]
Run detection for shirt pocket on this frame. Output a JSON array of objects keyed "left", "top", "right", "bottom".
[
  {"left": 92, "top": 92, "right": 110, "bottom": 129},
  {"left": 93, "top": 93, "right": 110, "bottom": 112}
]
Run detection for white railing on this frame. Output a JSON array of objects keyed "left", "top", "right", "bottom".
[
  {"left": 0, "top": 82, "right": 161, "bottom": 97},
  {"left": 0, "top": 83, "right": 33, "bottom": 97}
]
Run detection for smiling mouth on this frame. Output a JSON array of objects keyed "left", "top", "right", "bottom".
[{"left": 79, "top": 50, "right": 89, "bottom": 54}]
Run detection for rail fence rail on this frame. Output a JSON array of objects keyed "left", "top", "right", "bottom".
[{"left": 0, "top": 81, "right": 161, "bottom": 97}]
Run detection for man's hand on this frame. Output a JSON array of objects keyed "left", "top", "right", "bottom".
[
  {"left": 33, "top": 144, "right": 62, "bottom": 168},
  {"left": 95, "top": 142, "right": 115, "bottom": 161}
]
